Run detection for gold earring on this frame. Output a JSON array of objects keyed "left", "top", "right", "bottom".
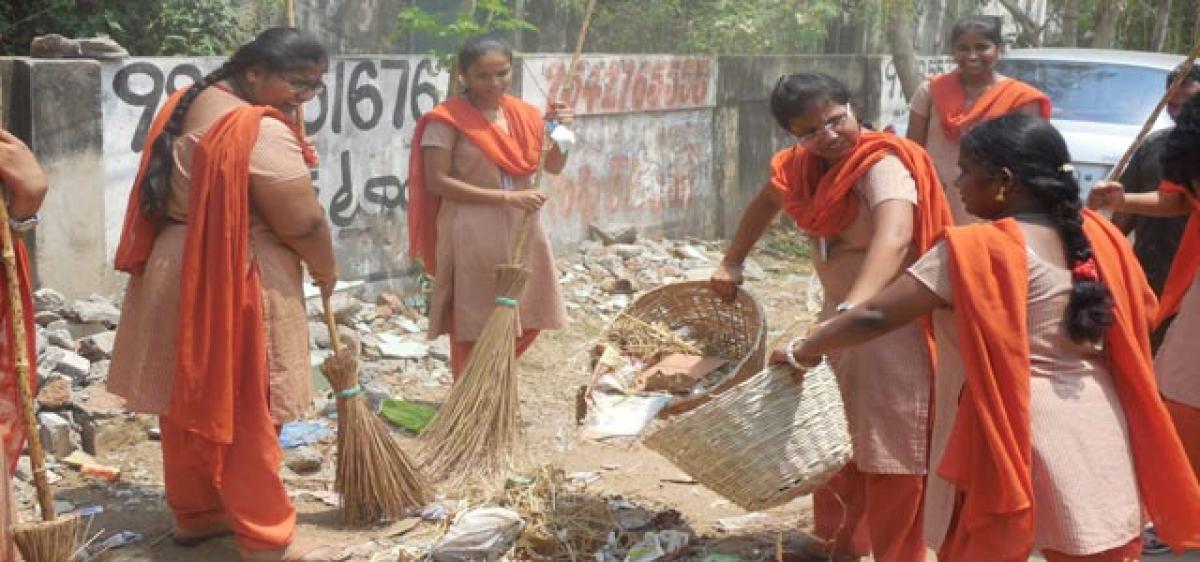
[{"left": 994, "top": 188, "right": 1006, "bottom": 203}]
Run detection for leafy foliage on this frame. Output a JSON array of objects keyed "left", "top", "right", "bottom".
[
  {"left": 0, "top": 0, "right": 242, "bottom": 56},
  {"left": 395, "top": 0, "right": 538, "bottom": 72}
]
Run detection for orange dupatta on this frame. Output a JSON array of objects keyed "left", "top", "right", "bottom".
[
  {"left": 0, "top": 240, "right": 35, "bottom": 476},
  {"left": 1153, "top": 180, "right": 1200, "bottom": 326},
  {"left": 769, "top": 130, "right": 953, "bottom": 245},
  {"left": 406, "top": 94, "right": 544, "bottom": 276},
  {"left": 930, "top": 71, "right": 1052, "bottom": 141},
  {"left": 938, "top": 211, "right": 1200, "bottom": 561},
  {"left": 114, "top": 88, "right": 314, "bottom": 445}
]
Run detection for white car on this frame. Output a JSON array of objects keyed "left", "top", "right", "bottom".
[{"left": 891, "top": 48, "right": 1185, "bottom": 196}]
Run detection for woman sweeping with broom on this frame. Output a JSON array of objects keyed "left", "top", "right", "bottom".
[
  {"left": 108, "top": 27, "right": 342, "bottom": 561},
  {"left": 783, "top": 113, "right": 1200, "bottom": 560},
  {"left": 0, "top": 126, "right": 48, "bottom": 562},
  {"left": 408, "top": 33, "right": 572, "bottom": 380}
]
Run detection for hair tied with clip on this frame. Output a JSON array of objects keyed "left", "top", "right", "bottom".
[
  {"left": 1060, "top": 163, "right": 1075, "bottom": 174},
  {"left": 1071, "top": 256, "right": 1099, "bottom": 282}
]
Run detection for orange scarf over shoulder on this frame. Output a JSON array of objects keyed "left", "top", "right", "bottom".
[
  {"left": 1154, "top": 180, "right": 1200, "bottom": 326},
  {"left": 0, "top": 239, "right": 34, "bottom": 477},
  {"left": 115, "top": 88, "right": 314, "bottom": 445},
  {"left": 930, "top": 71, "right": 1052, "bottom": 141},
  {"left": 769, "top": 130, "right": 953, "bottom": 249},
  {"left": 407, "top": 94, "right": 544, "bottom": 276},
  {"left": 939, "top": 211, "right": 1200, "bottom": 561}
]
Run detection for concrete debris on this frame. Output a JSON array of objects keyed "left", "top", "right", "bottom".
[
  {"left": 35, "top": 310, "right": 63, "bottom": 326},
  {"left": 284, "top": 445, "right": 325, "bottom": 474},
  {"left": 38, "top": 411, "right": 76, "bottom": 458},
  {"left": 31, "top": 34, "right": 129, "bottom": 59},
  {"left": 36, "top": 375, "right": 72, "bottom": 410},
  {"left": 79, "top": 331, "right": 117, "bottom": 361},
  {"left": 67, "top": 295, "right": 121, "bottom": 326},
  {"left": 34, "top": 288, "right": 67, "bottom": 313}
]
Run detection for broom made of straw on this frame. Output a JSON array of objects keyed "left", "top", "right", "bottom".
[
  {"left": 319, "top": 296, "right": 430, "bottom": 525},
  {"left": 420, "top": 0, "right": 600, "bottom": 483},
  {"left": 1, "top": 195, "right": 79, "bottom": 560},
  {"left": 287, "top": 0, "right": 429, "bottom": 524}
]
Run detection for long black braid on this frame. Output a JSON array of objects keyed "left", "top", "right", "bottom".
[
  {"left": 138, "top": 27, "right": 327, "bottom": 221},
  {"left": 962, "top": 113, "right": 1114, "bottom": 343}
]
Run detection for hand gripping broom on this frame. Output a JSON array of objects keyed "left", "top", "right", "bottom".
[
  {"left": 282, "top": 0, "right": 430, "bottom": 525},
  {"left": 419, "top": 0, "right": 599, "bottom": 483},
  {"left": 0, "top": 136, "right": 81, "bottom": 562}
]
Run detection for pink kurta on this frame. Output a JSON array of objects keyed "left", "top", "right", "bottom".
[
  {"left": 909, "top": 241, "right": 1142, "bottom": 556},
  {"left": 420, "top": 119, "right": 568, "bottom": 342},
  {"left": 109, "top": 86, "right": 314, "bottom": 424},
  {"left": 812, "top": 154, "right": 932, "bottom": 475},
  {"left": 1155, "top": 275, "right": 1200, "bottom": 408}
]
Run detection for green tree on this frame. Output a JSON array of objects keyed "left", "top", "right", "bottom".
[{"left": 0, "top": 0, "right": 242, "bottom": 56}]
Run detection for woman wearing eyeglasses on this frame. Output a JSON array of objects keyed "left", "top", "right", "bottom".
[
  {"left": 711, "top": 72, "right": 952, "bottom": 562},
  {"left": 108, "top": 28, "right": 341, "bottom": 561},
  {"left": 907, "top": 16, "right": 1051, "bottom": 224}
]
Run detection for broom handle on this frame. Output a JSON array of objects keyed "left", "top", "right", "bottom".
[
  {"left": 321, "top": 293, "right": 342, "bottom": 357},
  {"left": 0, "top": 198, "right": 53, "bottom": 521},
  {"left": 1106, "top": 40, "right": 1200, "bottom": 182},
  {"left": 511, "top": 0, "right": 597, "bottom": 264}
]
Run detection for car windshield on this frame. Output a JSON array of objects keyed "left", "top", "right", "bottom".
[{"left": 998, "top": 59, "right": 1171, "bottom": 126}]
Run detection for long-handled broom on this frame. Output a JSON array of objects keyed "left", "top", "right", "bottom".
[
  {"left": 1105, "top": 40, "right": 1200, "bottom": 182},
  {"left": 419, "top": 0, "right": 599, "bottom": 483},
  {"left": 0, "top": 152, "right": 80, "bottom": 561},
  {"left": 281, "top": 0, "right": 429, "bottom": 525}
]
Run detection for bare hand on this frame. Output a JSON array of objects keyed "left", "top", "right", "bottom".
[
  {"left": 0, "top": 128, "right": 48, "bottom": 207},
  {"left": 1087, "top": 180, "right": 1125, "bottom": 210},
  {"left": 710, "top": 262, "right": 744, "bottom": 303},
  {"left": 313, "top": 273, "right": 337, "bottom": 301},
  {"left": 546, "top": 101, "right": 574, "bottom": 127},
  {"left": 505, "top": 190, "right": 548, "bottom": 211}
]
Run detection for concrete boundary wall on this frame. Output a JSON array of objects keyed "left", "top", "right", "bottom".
[{"left": 2, "top": 54, "right": 948, "bottom": 299}]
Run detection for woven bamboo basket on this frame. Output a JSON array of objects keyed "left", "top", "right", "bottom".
[
  {"left": 643, "top": 361, "right": 851, "bottom": 512},
  {"left": 609, "top": 281, "right": 767, "bottom": 417}
]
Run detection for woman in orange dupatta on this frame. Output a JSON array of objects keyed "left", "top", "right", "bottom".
[
  {"left": 407, "top": 34, "right": 571, "bottom": 380},
  {"left": 0, "top": 126, "right": 48, "bottom": 562},
  {"left": 907, "top": 16, "right": 1051, "bottom": 224},
  {"left": 108, "top": 29, "right": 341, "bottom": 561},
  {"left": 1090, "top": 93, "right": 1200, "bottom": 492},
  {"left": 787, "top": 113, "right": 1200, "bottom": 561},
  {"left": 712, "top": 72, "right": 952, "bottom": 562}
]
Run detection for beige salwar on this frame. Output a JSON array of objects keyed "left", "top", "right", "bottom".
[
  {"left": 909, "top": 242, "right": 1143, "bottom": 556},
  {"left": 1155, "top": 275, "right": 1200, "bottom": 409}
]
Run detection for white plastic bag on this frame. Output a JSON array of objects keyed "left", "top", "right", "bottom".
[{"left": 431, "top": 507, "right": 525, "bottom": 561}]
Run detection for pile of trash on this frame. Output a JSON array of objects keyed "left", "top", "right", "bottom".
[{"left": 423, "top": 466, "right": 692, "bottom": 562}]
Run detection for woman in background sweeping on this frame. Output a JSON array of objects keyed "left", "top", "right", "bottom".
[
  {"left": 0, "top": 126, "right": 49, "bottom": 562},
  {"left": 712, "top": 72, "right": 952, "bottom": 562},
  {"left": 1089, "top": 93, "right": 1200, "bottom": 486},
  {"left": 907, "top": 15, "right": 1051, "bottom": 224},
  {"left": 108, "top": 28, "right": 341, "bottom": 561},
  {"left": 408, "top": 33, "right": 571, "bottom": 380},
  {"left": 784, "top": 113, "right": 1200, "bottom": 560}
]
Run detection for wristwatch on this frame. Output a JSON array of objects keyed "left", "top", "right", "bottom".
[{"left": 9, "top": 213, "right": 39, "bottom": 233}]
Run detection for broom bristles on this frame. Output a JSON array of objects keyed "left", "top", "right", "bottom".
[
  {"left": 323, "top": 337, "right": 430, "bottom": 525},
  {"left": 421, "top": 264, "right": 529, "bottom": 482},
  {"left": 13, "top": 514, "right": 79, "bottom": 562}
]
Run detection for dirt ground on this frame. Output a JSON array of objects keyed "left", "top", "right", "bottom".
[{"left": 29, "top": 230, "right": 1196, "bottom": 562}]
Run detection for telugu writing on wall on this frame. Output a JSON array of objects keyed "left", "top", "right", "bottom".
[
  {"left": 524, "top": 56, "right": 717, "bottom": 246},
  {"left": 522, "top": 55, "right": 717, "bottom": 116},
  {"left": 99, "top": 56, "right": 447, "bottom": 279}
]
